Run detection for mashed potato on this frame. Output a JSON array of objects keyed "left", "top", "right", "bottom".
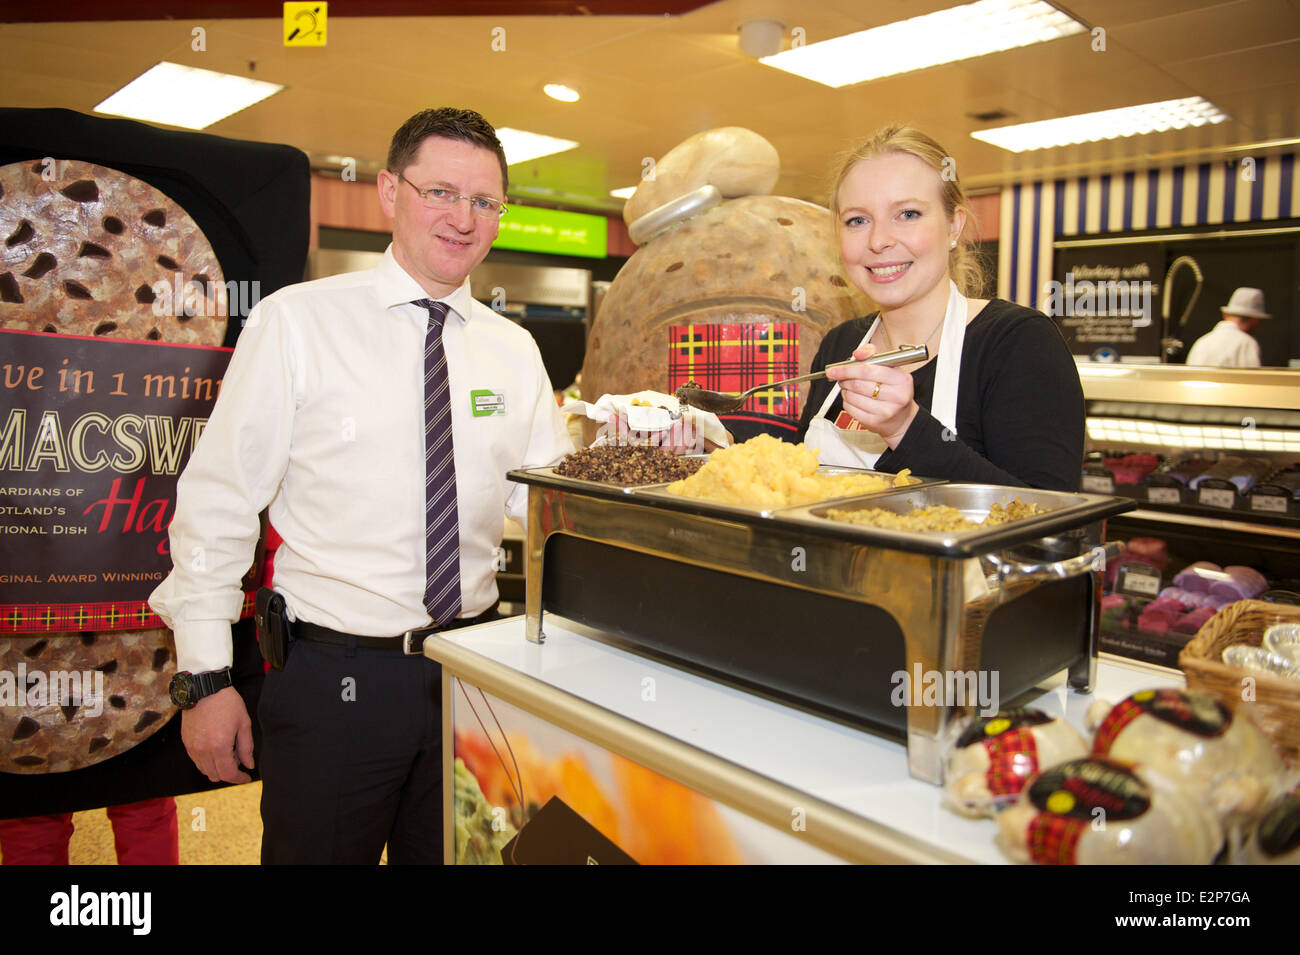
[{"left": 666, "top": 433, "right": 914, "bottom": 508}]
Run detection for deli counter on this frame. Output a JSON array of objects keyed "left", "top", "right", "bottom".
[{"left": 1076, "top": 363, "right": 1300, "bottom": 667}]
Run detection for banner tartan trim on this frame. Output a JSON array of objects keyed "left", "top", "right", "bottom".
[{"left": 0, "top": 592, "right": 256, "bottom": 634}]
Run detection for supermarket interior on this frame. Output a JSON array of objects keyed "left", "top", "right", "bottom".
[{"left": 1, "top": 0, "right": 1300, "bottom": 871}]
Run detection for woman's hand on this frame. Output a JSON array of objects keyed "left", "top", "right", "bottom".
[{"left": 825, "top": 343, "right": 920, "bottom": 449}]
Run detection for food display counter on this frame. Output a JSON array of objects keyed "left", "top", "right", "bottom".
[
  {"left": 428, "top": 616, "right": 1181, "bottom": 865},
  {"left": 431, "top": 454, "right": 1169, "bottom": 865},
  {"left": 510, "top": 464, "right": 1131, "bottom": 785},
  {"left": 1077, "top": 364, "right": 1300, "bottom": 666}
]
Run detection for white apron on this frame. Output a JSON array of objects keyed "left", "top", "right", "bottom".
[{"left": 807, "top": 281, "right": 968, "bottom": 469}]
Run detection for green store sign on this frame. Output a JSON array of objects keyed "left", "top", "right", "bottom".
[{"left": 494, "top": 205, "right": 607, "bottom": 258}]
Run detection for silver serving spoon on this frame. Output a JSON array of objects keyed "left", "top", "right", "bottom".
[{"left": 674, "top": 343, "right": 929, "bottom": 414}]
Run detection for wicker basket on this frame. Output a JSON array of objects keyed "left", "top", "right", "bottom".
[{"left": 1179, "top": 600, "right": 1300, "bottom": 757}]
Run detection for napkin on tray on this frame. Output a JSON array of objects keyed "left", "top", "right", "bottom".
[{"left": 560, "top": 390, "right": 731, "bottom": 449}]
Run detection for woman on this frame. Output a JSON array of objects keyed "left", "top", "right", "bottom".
[{"left": 798, "top": 125, "right": 1084, "bottom": 491}]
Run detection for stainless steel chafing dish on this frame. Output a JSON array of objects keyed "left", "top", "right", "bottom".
[{"left": 509, "top": 467, "right": 1134, "bottom": 783}]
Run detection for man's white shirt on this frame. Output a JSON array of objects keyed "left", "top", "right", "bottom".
[
  {"left": 1185, "top": 320, "right": 1261, "bottom": 368},
  {"left": 150, "top": 247, "right": 573, "bottom": 673}
]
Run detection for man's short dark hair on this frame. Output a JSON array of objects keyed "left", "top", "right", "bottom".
[{"left": 387, "top": 107, "right": 509, "bottom": 194}]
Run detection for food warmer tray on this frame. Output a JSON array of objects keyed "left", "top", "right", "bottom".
[
  {"left": 778, "top": 484, "right": 1133, "bottom": 557},
  {"left": 518, "top": 464, "right": 943, "bottom": 519},
  {"left": 508, "top": 467, "right": 1135, "bottom": 783}
]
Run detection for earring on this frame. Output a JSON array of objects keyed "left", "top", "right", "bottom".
[{"left": 950, "top": 239, "right": 957, "bottom": 249}]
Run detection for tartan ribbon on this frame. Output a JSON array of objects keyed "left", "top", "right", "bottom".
[
  {"left": 1092, "top": 698, "right": 1144, "bottom": 755},
  {"left": 983, "top": 727, "right": 1040, "bottom": 796},
  {"left": 1028, "top": 813, "right": 1087, "bottom": 865}
]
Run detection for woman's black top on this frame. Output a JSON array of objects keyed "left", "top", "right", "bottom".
[{"left": 796, "top": 299, "right": 1085, "bottom": 490}]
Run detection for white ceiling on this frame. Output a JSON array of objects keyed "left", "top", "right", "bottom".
[{"left": 1, "top": 0, "right": 1297, "bottom": 213}]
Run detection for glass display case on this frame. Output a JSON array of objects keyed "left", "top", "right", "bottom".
[{"left": 1077, "top": 363, "right": 1300, "bottom": 666}]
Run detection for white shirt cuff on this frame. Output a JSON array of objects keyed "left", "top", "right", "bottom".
[{"left": 172, "top": 620, "right": 236, "bottom": 674}]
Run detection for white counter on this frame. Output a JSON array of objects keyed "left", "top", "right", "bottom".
[{"left": 432, "top": 614, "right": 1183, "bottom": 864}]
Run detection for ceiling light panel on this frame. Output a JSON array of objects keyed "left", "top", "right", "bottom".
[
  {"left": 759, "top": 0, "right": 1084, "bottom": 88},
  {"left": 94, "top": 62, "right": 283, "bottom": 130},
  {"left": 971, "top": 96, "right": 1228, "bottom": 152},
  {"left": 496, "top": 128, "right": 580, "bottom": 165}
]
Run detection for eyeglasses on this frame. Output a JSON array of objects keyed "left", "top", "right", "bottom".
[{"left": 398, "top": 173, "right": 507, "bottom": 219}]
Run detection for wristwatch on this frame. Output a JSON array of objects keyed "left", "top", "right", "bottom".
[{"left": 169, "top": 668, "right": 234, "bottom": 709}]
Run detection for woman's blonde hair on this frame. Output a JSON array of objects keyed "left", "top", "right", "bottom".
[{"left": 830, "top": 124, "right": 985, "bottom": 298}]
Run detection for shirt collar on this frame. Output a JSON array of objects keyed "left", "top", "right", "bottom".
[{"left": 375, "top": 245, "right": 474, "bottom": 324}]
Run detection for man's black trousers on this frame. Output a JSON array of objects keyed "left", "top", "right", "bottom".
[{"left": 257, "top": 639, "right": 444, "bottom": 864}]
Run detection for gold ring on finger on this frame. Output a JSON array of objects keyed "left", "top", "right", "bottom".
[{"left": 870, "top": 382, "right": 882, "bottom": 400}]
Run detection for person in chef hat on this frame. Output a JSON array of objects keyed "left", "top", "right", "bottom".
[{"left": 1185, "top": 287, "right": 1271, "bottom": 368}]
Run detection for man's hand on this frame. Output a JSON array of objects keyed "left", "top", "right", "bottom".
[
  {"left": 609, "top": 413, "right": 723, "bottom": 455},
  {"left": 181, "top": 685, "right": 253, "bottom": 784}
]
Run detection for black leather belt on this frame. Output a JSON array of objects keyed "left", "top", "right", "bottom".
[{"left": 292, "top": 607, "right": 496, "bottom": 656}]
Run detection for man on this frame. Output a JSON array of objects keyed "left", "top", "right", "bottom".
[
  {"left": 149, "top": 108, "right": 572, "bottom": 863},
  {"left": 1185, "top": 287, "right": 1271, "bottom": 367}
]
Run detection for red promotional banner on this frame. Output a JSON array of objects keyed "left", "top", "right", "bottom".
[{"left": 0, "top": 329, "right": 256, "bottom": 632}]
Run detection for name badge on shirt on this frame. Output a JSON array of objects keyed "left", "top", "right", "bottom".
[{"left": 471, "top": 389, "right": 507, "bottom": 417}]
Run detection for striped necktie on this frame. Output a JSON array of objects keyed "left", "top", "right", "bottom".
[{"left": 413, "top": 299, "right": 462, "bottom": 627}]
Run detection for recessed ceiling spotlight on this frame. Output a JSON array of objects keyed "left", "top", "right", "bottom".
[
  {"left": 544, "top": 84, "right": 580, "bottom": 103},
  {"left": 94, "top": 61, "right": 283, "bottom": 129},
  {"left": 738, "top": 19, "right": 784, "bottom": 58}
]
